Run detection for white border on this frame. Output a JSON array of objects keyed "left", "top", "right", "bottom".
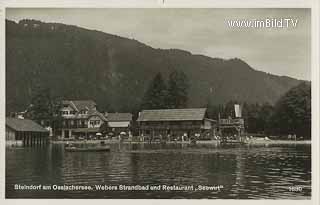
[{"left": 0, "top": 1, "right": 319, "bottom": 205}]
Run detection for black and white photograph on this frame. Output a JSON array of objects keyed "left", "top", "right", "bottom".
[{"left": 2, "top": 2, "right": 319, "bottom": 202}]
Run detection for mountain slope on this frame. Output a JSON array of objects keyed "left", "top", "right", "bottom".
[{"left": 6, "top": 19, "right": 303, "bottom": 114}]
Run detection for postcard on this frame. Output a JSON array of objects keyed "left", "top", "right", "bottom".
[{"left": 1, "top": 0, "right": 319, "bottom": 204}]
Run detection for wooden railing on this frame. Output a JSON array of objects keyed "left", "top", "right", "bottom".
[{"left": 219, "top": 118, "right": 244, "bottom": 125}]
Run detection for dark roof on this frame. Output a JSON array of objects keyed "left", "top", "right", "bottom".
[
  {"left": 137, "top": 108, "right": 207, "bottom": 122},
  {"left": 6, "top": 118, "right": 49, "bottom": 132},
  {"left": 73, "top": 100, "right": 96, "bottom": 110},
  {"left": 62, "top": 100, "right": 96, "bottom": 111},
  {"left": 106, "top": 113, "right": 133, "bottom": 122}
]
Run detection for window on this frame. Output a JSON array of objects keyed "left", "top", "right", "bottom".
[
  {"left": 80, "top": 110, "right": 88, "bottom": 115},
  {"left": 90, "top": 120, "right": 100, "bottom": 126},
  {"left": 62, "top": 111, "right": 68, "bottom": 115}
]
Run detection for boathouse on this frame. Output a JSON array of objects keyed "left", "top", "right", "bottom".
[
  {"left": 137, "top": 108, "right": 217, "bottom": 140},
  {"left": 6, "top": 117, "right": 49, "bottom": 146}
]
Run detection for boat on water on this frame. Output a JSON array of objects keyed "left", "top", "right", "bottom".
[
  {"left": 220, "top": 139, "right": 247, "bottom": 145},
  {"left": 64, "top": 141, "right": 110, "bottom": 152},
  {"left": 65, "top": 146, "right": 110, "bottom": 152}
]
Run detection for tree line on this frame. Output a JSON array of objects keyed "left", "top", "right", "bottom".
[
  {"left": 16, "top": 73, "right": 310, "bottom": 139},
  {"left": 206, "top": 82, "right": 311, "bottom": 139}
]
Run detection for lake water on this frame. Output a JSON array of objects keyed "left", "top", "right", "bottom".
[{"left": 6, "top": 143, "right": 311, "bottom": 199}]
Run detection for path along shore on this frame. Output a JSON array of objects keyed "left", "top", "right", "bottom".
[{"left": 50, "top": 139, "right": 311, "bottom": 145}]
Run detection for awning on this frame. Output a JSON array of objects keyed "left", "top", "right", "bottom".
[{"left": 108, "top": 121, "right": 130, "bottom": 128}]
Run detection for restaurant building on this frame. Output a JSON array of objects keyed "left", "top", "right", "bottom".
[
  {"left": 57, "top": 100, "right": 107, "bottom": 139},
  {"left": 137, "top": 108, "right": 217, "bottom": 140}
]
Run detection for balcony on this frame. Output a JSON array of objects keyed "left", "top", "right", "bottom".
[{"left": 219, "top": 118, "right": 244, "bottom": 125}]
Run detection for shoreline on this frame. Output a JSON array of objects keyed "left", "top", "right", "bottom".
[{"left": 50, "top": 139, "right": 311, "bottom": 145}]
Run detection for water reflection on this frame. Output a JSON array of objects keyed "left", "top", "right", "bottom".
[{"left": 6, "top": 143, "right": 311, "bottom": 199}]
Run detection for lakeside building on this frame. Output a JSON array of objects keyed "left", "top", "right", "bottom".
[
  {"left": 105, "top": 112, "right": 133, "bottom": 135},
  {"left": 57, "top": 100, "right": 107, "bottom": 139},
  {"left": 6, "top": 117, "right": 49, "bottom": 146},
  {"left": 218, "top": 104, "right": 245, "bottom": 141},
  {"left": 218, "top": 118, "right": 245, "bottom": 135},
  {"left": 137, "top": 108, "right": 217, "bottom": 140}
]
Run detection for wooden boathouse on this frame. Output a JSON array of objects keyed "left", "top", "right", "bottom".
[
  {"left": 6, "top": 117, "right": 49, "bottom": 146},
  {"left": 137, "top": 108, "right": 217, "bottom": 140}
]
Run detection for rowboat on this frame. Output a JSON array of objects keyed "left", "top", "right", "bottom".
[
  {"left": 220, "top": 140, "right": 247, "bottom": 145},
  {"left": 65, "top": 145, "right": 110, "bottom": 152}
]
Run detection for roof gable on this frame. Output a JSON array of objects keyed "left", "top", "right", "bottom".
[
  {"left": 72, "top": 100, "right": 96, "bottom": 111},
  {"left": 87, "top": 110, "right": 107, "bottom": 121},
  {"left": 62, "top": 100, "right": 96, "bottom": 111},
  {"left": 137, "top": 108, "right": 207, "bottom": 122},
  {"left": 6, "top": 118, "right": 48, "bottom": 132}
]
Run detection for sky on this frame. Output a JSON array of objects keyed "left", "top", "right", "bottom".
[{"left": 6, "top": 8, "right": 311, "bottom": 80}]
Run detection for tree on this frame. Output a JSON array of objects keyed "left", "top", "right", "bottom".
[
  {"left": 242, "top": 102, "right": 267, "bottom": 134},
  {"left": 141, "top": 72, "right": 168, "bottom": 109},
  {"left": 258, "top": 103, "right": 274, "bottom": 134},
  {"left": 25, "top": 85, "right": 62, "bottom": 132},
  {"left": 99, "top": 122, "right": 110, "bottom": 135},
  {"left": 167, "top": 70, "right": 189, "bottom": 109},
  {"left": 271, "top": 82, "right": 311, "bottom": 139}
]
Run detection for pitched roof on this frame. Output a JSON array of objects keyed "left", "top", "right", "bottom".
[
  {"left": 137, "top": 108, "right": 207, "bottom": 122},
  {"left": 72, "top": 100, "right": 96, "bottom": 110},
  {"left": 106, "top": 113, "right": 133, "bottom": 122},
  {"left": 6, "top": 117, "right": 49, "bottom": 132},
  {"left": 62, "top": 100, "right": 96, "bottom": 111},
  {"left": 87, "top": 110, "right": 108, "bottom": 121}
]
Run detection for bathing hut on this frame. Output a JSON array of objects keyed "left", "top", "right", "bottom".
[
  {"left": 137, "top": 108, "right": 217, "bottom": 140},
  {"left": 6, "top": 117, "right": 49, "bottom": 146}
]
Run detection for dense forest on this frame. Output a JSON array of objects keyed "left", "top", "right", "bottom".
[
  {"left": 25, "top": 75, "right": 311, "bottom": 139},
  {"left": 206, "top": 82, "right": 311, "bottom": 139},
  {"left": 6, "top": 19, "right": 302, "bottom": 115},
  {"left": 142, "top": 72, "right": 311, "bottom": 138}
]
